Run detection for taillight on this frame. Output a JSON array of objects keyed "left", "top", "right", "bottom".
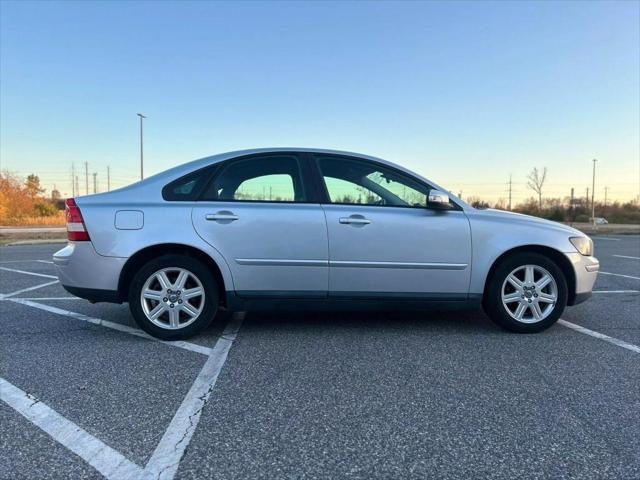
[{"left": 65, "top": 198, "right": 90, "bottom": 241}]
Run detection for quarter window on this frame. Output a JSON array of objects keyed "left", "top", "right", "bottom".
[
  {"left": 162, "top": 165, "right": 218, "bottom": 201},
  {"left": 316, "top": 156, "right": 429, "bottom": 207},
  {"left": 202, "top": 155, "right": 306, "bottom": 202}
]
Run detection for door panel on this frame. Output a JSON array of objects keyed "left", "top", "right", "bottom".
[
  {"left": 322, "top": 205, "right": 472, "bottom": 297},
  {"left": 192, "top": 202, "right": 328, "bottom": 296}
]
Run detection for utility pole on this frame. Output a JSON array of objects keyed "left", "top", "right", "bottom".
[
  {"left": 585, "top": 187, "right": 589, "bottom": 209},
  {"left": 85, "top": 162, "right": 89, "bottom": 195},
  {"left": 137, "top": 113, "right": 146, "bottom": 180},
  {"left": 107, "top": 166, "right": 111, "bottom": 192},
  {"left": 71, "top": 164, "right": 76, "bottom": 197},
  {"left": 604, "top": 186, "right": 608, "bottom": 210},
  {"left": 93, "top": 172, "right": 97, "bottom": 194},
  {"left": 75, "top": 176, "right": 79, "bottom": 197},
  {"left": 570, "top": 187, "right": 575, "bottom": 226},
  {"left": 591, "top": 158, "right": 597, "bottom": 225},
  {"left": 508, "top": 174, "right": 513, "bottom": 211}
]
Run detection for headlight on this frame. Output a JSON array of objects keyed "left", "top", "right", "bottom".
[{"left": 570, "top": 236, "right": 593, "bottom": 256}]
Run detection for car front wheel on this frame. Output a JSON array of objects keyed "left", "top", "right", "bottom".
[
  {"left": 128, "top": 254, "right": 218, "bottom": 340},
  {"left": 484, "top": 252, "right": 568, "bottom": 333}
]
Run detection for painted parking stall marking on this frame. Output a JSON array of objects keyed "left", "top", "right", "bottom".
[
  {"left": 612, "top": 255, "right": 640, "bottom": 260},
  {"left": 15, "top": 296, "right": 81, "bottom": 301},
  {"left": 9, "top": 298, "right": 213, "bottom": 356},
  {"left": 0, "top": 280, "right": 59, "bottom": 300},
  {"left": 592, "top": 290, "right": 639, "bottom": 294},
  {"left": 559, "top": 319, "right": 640, "bottom": 354},
  {"left": 0, "top": 266, "right": 58, "bottom": 279},
  {"left": 0, "top": 377, "right": 144, "bottom": 479},
  {"left": 599, "top": 271, "right": 640, "bottom": 281},
  {"left": 142, "top": 313, "right": 244, "bottom": 480}
]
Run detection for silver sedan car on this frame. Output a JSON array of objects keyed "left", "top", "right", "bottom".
[{"left": 54, "top": 148, "right": 599, "bottom": 339}]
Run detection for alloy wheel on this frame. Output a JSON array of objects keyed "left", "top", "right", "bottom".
[
  {"left": 501, "top": 264, "right": 558, "bottom": 323},
  {"left": 140, "top": 267, "right": 205, "bottom": 329}
]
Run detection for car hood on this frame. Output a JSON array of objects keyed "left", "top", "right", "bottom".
[{"left": 469, "top": 208, "right": 585, "bottom": 236}]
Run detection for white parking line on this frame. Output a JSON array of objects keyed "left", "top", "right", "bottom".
[
  {"left": 143, "top": 313, "right": 244, "bottom": 480},
  {"left": 0, "top": 280, "right": 59, "bottom": 300},
  {"left": 0, "top": 266, "right": 57, "bottom": 279},
  {"left": 592, "top": 290, "right": 639, "bottom": 294},
  {"left": 0, "top": 259, "right": 53, "bottom": 264},
  {"left": 591, "top": 290, "right": 640, "bottom": 293},
  {"left": 0, "top": 377, "right": 143, "bottom": 478},
  {"left": 15, "top": 296, "right": 81, "bottom": 301},
  {"left": 558, "top": 320, "right": 640, "bottom": 354},
  {"left": 593, "top": 237, "right": 620, "bottom": 241},
  {"left": 9, "top": 298, "right": 213, "bottom": 356},
  {"left": 613, "top": 255, "right": 640, "bottom": 260},
  {"left": 599, "top": 271, "right": 640, "bottom": 281}
]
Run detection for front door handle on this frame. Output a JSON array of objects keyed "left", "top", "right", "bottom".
[
  {"left": 339, "top": 215, "right": 371, "bottom": 225},
  {"left": 206, "top": 211, "right": 239, "bottom": 222}
]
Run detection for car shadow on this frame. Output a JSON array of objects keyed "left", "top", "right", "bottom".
[{"left": 216, "top": 308, "right": 503, "bottom": 336}]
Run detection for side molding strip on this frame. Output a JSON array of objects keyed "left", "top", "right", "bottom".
[
  {"left": 235, "top": 258, "right": 467, "bottom": 270},
  {"left": 330, "top": 260, "right": 468, "bottom": 270},
  {"left": 235, "top": 258, "right": 328, "bottom": 267}
]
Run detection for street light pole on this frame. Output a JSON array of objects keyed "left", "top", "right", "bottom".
[
  {"left": 137, "top": 113, "right": 146, "bottom": 180},
  {"left": 591, "top": 158, "right": 597, "bottom": 226}
]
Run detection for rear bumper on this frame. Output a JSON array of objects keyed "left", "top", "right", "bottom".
[
  {"left": 564, "top": 252, "right": 599, "bottom": 306},
  {"left": 53, "top": 242, "right": 126, "bottom": 302}
]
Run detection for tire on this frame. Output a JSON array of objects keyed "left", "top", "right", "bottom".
[
  {"left": 128, "top": 254, "right": 219, "bottom": 340},
  {"left": 483, "top": 252, "right": 568, "bottom": 333}
]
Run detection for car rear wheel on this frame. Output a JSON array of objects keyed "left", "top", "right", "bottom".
[
  {"left": 484, "top": 252, "right": 568, "bottom": 333},
  {"left": 128, "top": 254, "right": 218, "bottom": 340}
]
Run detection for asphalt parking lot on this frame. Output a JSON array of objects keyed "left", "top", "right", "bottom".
[{"left": 1, "top": 237, "right": 639, "bottom": 480}]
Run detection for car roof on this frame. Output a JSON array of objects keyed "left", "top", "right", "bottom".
[{"left": 79, "top": 147, "right": 470, "bottom": 209}]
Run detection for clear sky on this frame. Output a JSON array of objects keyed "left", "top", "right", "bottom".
[{"left": 1, "top": 0, "right": 639, "bottom": 204}]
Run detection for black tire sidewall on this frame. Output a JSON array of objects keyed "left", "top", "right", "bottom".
[
  {"left": 484, "top": 252, "right": 568, "bottom": 333},
  {"left": 128, "top": 254, "right": 218, "bottom": 340}
]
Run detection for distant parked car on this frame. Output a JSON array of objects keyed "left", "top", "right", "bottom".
[
  {"left": 54, "top": 148, "right": 599, "bottom": 339},
  {"left": 591, "top": 217, "right": 609, "bottom": 225}
]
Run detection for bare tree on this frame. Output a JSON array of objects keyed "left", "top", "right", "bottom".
[{"left": 527, "top": 167, "right": 547, "bottom": 210}]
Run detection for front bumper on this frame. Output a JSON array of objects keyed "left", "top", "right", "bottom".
[
  {"left": 564, "top": 252, "right": 599, "bottom": 305},
  {"left": 53, "top": 242, "right": 126, "bottom": 302}
]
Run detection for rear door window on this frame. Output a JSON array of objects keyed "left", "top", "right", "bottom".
[{"left": 201, "top": 155, "right": 307, "bottom": 203}]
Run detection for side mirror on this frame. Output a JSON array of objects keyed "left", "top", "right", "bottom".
[{"left": 427, "top": 190, "right": 452, "bottom": 210}]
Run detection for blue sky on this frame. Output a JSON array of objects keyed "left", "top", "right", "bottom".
[{"left": 1, "top": 0, "right": 638, "bottom": 203}]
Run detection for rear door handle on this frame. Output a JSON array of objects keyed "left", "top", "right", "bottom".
[
  {"left": 206, "top": 212, "right": 239, "bottom": 222},
  {"left": 339, "top": 216, "right": 371, "bottom": 225}
]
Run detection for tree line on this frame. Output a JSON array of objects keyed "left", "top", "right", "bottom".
[
  {"left": 465, "top": 166, "right": 639, "bottom": 224},
  {"left": 0, "top": 172, "right": 64, "bottom": 225}
]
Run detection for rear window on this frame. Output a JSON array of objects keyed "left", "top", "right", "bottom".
[{"left": 162, "top": 165, "right": 217, "bottom": 201}]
